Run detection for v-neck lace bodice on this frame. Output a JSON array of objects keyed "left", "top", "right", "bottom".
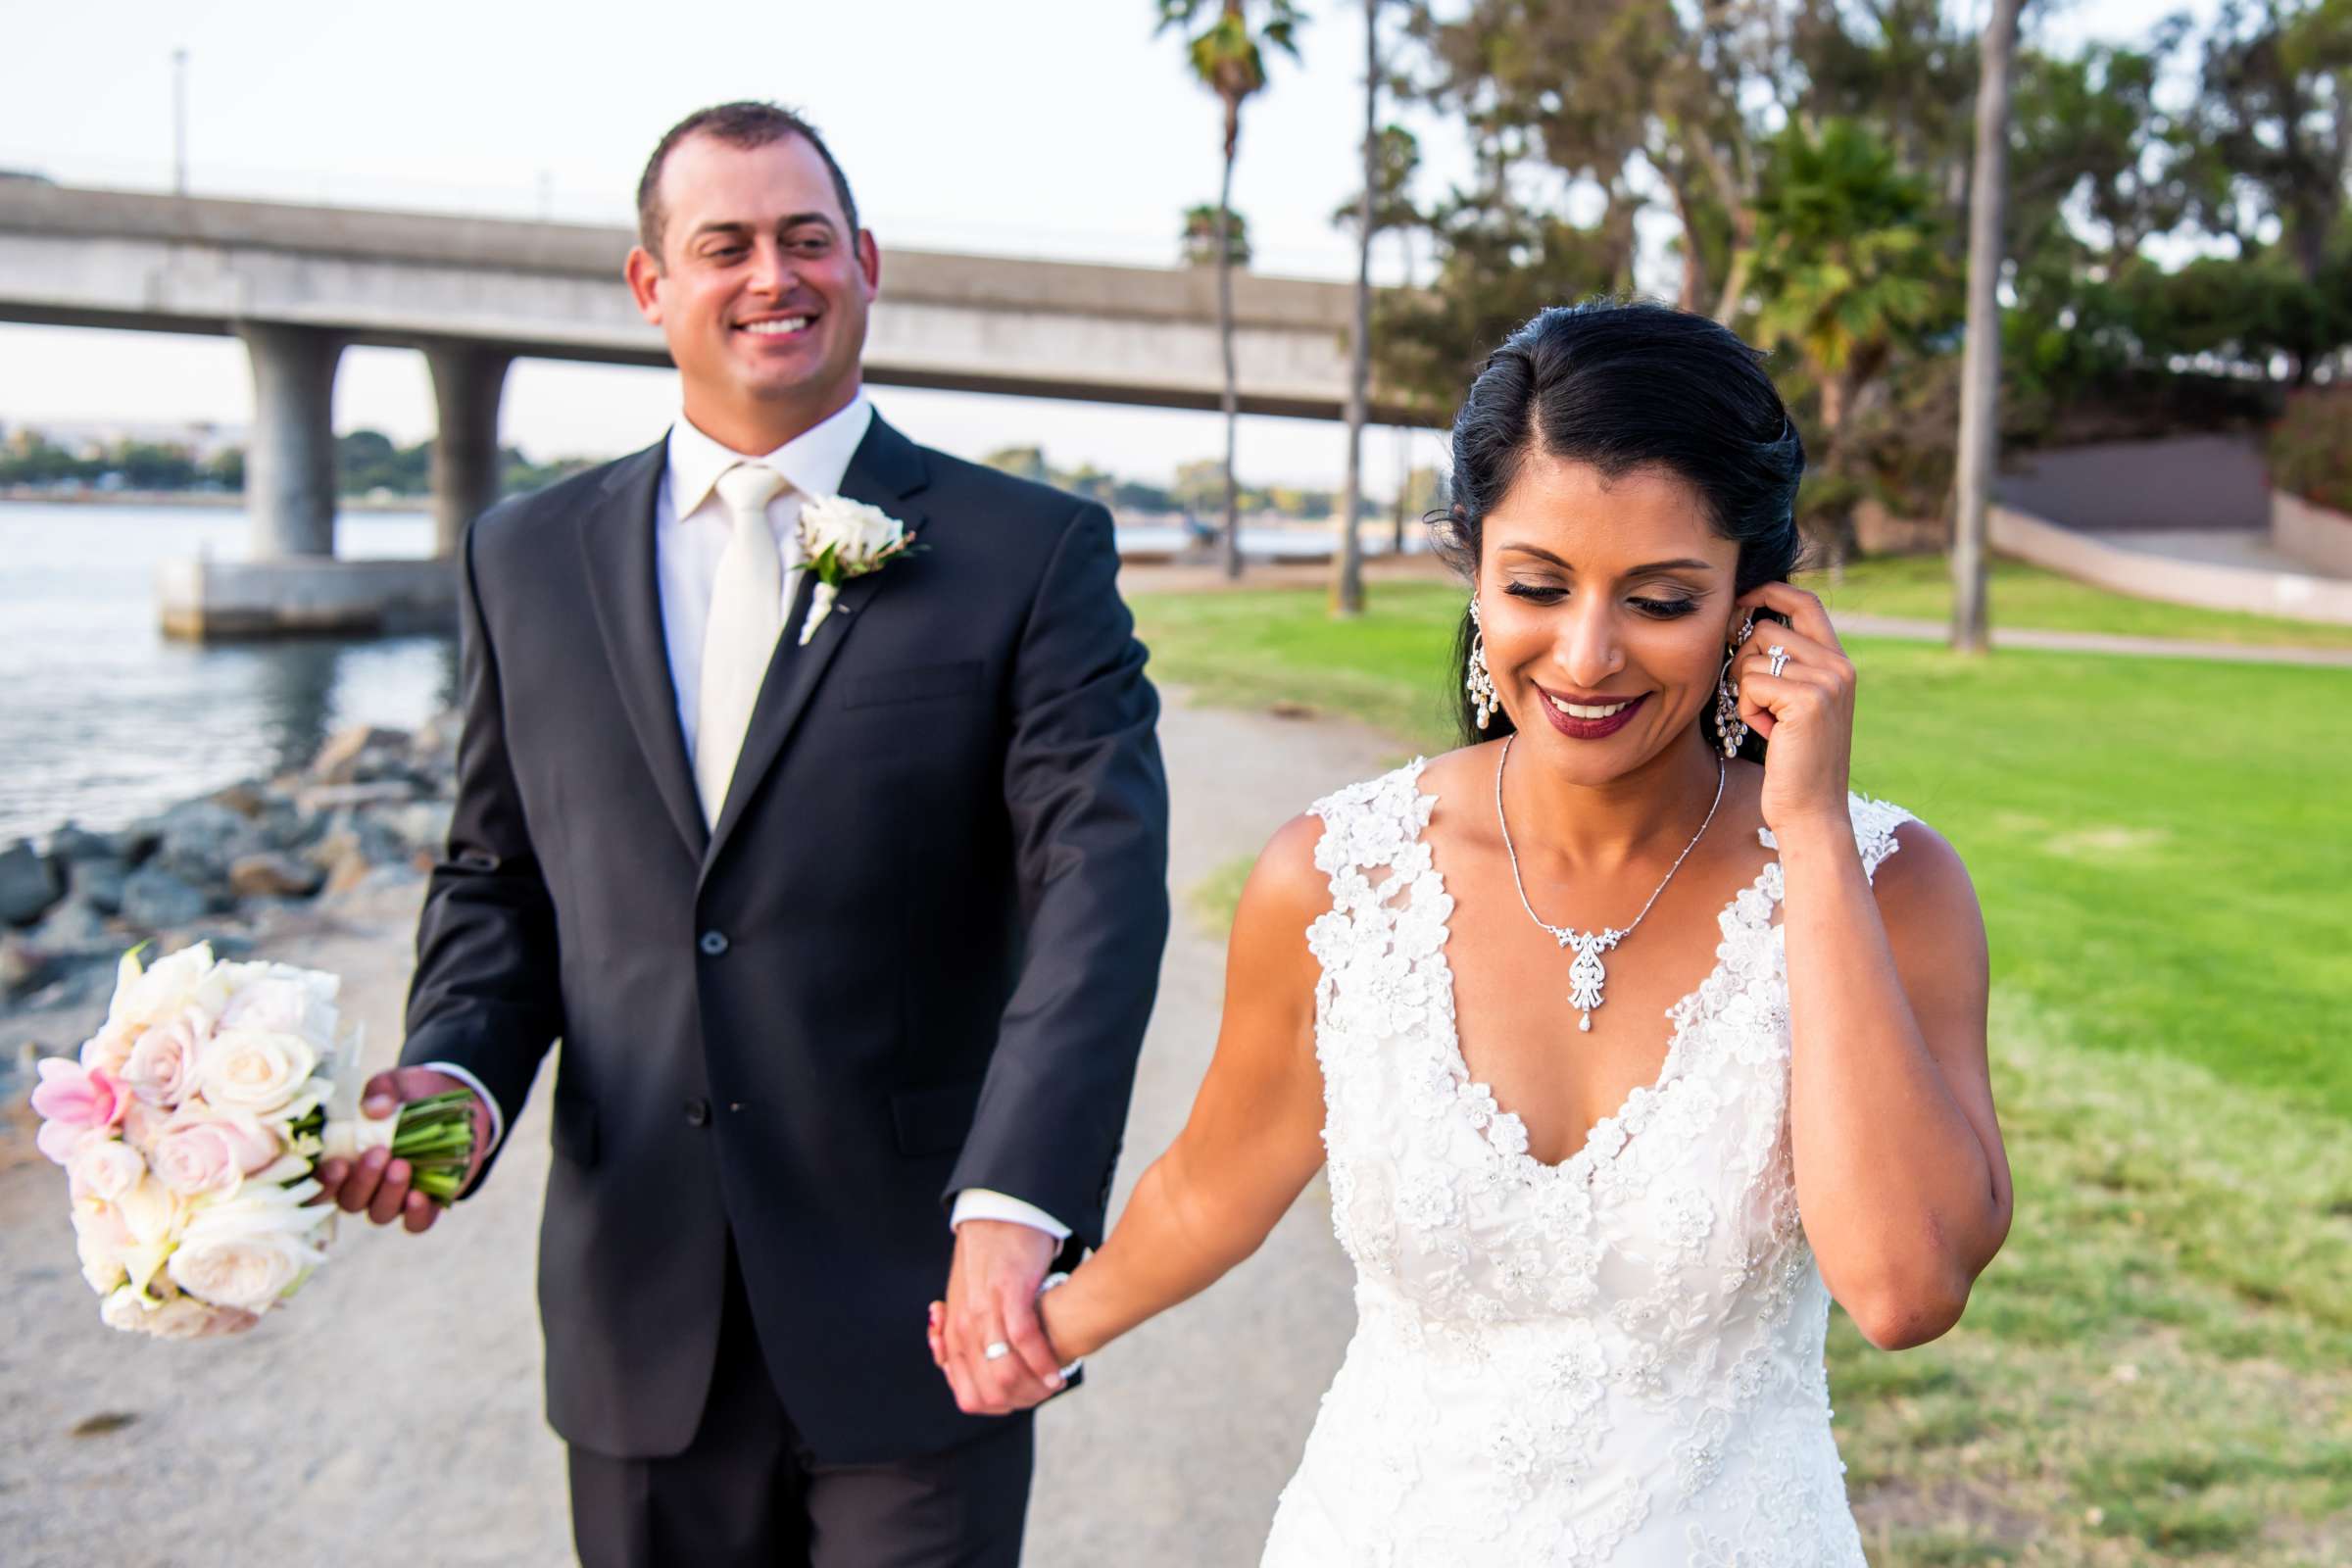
[{"left": 1261, "top": 759, "right": 1913, "bottom": 1567}]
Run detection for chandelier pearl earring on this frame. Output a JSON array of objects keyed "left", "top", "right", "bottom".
[
  {"left": 1466, "top": 598, "right": 1500, "bottom": 731},
  {"left": 1713, "top": 608, "right": 1759, "bottom": 759}
]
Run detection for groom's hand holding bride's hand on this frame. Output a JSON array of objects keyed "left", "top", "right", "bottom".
[
  {"left": 926, "top": 1219, "right": 1064, "bottom": 1416},
  {"left": 313, "top": 1067, "right": 495, "bottom": 1234}
]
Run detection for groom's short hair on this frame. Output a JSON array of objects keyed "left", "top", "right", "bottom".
[{"left": 636, "top": 101, "right": 862, "bottom": 263}]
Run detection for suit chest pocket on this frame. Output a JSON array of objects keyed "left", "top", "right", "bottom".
[{"left": 840, "top": 660, "right": 985, "bottom": 710}]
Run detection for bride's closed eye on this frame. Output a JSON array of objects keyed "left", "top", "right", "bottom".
[{"left": 1500, "top": 582, "right": 1703, "bottom": 618}]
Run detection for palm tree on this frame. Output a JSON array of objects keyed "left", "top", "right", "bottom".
[
  {"left": 1750, "top": 119, "right": 1950, "bottom": 569},
  {"left": 1333, "top": 0, "right": 1387, "bottom": 618},
  {"left": 1157, "top": 0, "right": 1304, "bottom": 580},
  {"left": 1952, "top": 0, "right": 2028, "bottom": 656}
]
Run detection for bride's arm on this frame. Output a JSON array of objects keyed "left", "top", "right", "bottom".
[
  {"left": 1031, "top": 812, "right": 1332, "bottom": 1376},
  {"left": 1736, "top": 581, "right": 2012, "bottom": 1353}
]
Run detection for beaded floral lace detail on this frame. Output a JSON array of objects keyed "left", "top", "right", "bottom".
[{"left": 1260, "top": 760, "right": 1912, "bottom": 1567}]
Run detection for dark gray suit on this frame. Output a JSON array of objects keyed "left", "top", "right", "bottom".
[{"left": 402, "top": 413, "right": 1169, "bottom": 1560}]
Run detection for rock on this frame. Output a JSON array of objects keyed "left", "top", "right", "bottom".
[
  {"left": 26, "top": 897, "right": 116, "bottom": 960},
  {"left": 152, "top": 800, "right": 270, "bottom": 887},
  {"left": 227, "top": 853, "right": 324, "bottom": 900},
  {"left": 106, "top": 822, "right": 163, "bottom": 867},
  {"left": 293, "top": 780, "right": 420, "bottom": 815},
  {"left": 118, "top": 866, "right": 212, "bottom": 930},
  {"left": 382, "top": 802, "right": 455, "bottom": 855},
  {"left": 208, "top": 780, "right": 271, "bottom": 819},
  {"left": 310, "top": 725, "right": 412, "bottom": 786},
  {"left": 1, "top": 931, "right": 49, "bottom": 996},
  {"left": 0, "top": 841, "right": 64, "bottom": 927},
  {"left": 308, "top": 830, "right": 378, "bottom": 897},
  {"left": 46, "top": 824, "right": 116, "bottom": 864},
  {"left": 66, "top": 856, "right": 127, "bottom": 916}
]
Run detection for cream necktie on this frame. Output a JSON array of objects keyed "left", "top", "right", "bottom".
[{"left": 695, "top": 463, "right": 795, "bottom": 824}]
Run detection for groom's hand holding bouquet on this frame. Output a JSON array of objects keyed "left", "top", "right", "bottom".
[{"left": 314, "top": 1067, "right": 496, "bottom": 1234}]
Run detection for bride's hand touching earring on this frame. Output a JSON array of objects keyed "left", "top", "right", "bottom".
[{"left": 1732, "top": 582, "right": 1857, "bottom": 837}]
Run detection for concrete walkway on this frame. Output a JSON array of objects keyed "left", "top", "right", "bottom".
[
  {"left": 0, "top": 693, "right": 1399, "bottom": 1567},
  {"left": 1837, "top": 612, "right": 2352, "bottom": 668}
]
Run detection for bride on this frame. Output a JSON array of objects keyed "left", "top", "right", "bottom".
[{"left": 932, "top": 299, "right": 2013, "bottom": 1564}]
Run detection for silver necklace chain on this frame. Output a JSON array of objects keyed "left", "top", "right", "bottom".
[{"left": 1493, "top": 734, "right": 1727, "bottom": 1033}]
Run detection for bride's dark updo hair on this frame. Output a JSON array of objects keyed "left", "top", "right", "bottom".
[{"left": 1433, "top": 299, "right": 1805, "bottom": 749}]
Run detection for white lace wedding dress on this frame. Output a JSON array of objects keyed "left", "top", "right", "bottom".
[{"left": 1261, "top": 759, "right": 1913, "bottom": 1566}]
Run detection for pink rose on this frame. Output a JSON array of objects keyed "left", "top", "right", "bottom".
[
  {"left": 122, "top": 1015, "right": 205, "bottom": 1105},
  {"left": 120, "top": 1098, "right": 169, "bottom": 1148},
  {"left": 79, "top": 1022, "right": 137, "bottom": 1078},
  {"left": 67, "top": 1137, "right": 146, "bottom": 1203},
  {"left": 147, "top": 1120, "right": 243, "bottom": 1198},
  {"left": 29, "top": 1059, "right": 128, "bottom": 1163},
  {"left": 148, "top": 1111, "right": 279, "bottom": 1198}
]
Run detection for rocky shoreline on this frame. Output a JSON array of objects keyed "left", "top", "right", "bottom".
[{"left": 0, "top": 717, "right": 459, "bottom": 1070}]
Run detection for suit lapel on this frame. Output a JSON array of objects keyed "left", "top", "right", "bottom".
[
  {"left": 577, "top": 441, "right": 709, "bottom": 861},
  {"left": 702, "top": 416, "right": 933, "bottom": 873}
]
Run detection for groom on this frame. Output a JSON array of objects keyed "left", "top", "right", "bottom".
[{"left": 315, "top": 102, "right": 1170, "bottom": 1564}]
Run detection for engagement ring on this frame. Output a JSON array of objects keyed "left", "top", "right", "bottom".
[
  {"left": 983, "top": 1341, "right": 1011, "bottom": 1361},
  {"left": 1767, "top": 645, "right": 1788, "bottom": 678}
]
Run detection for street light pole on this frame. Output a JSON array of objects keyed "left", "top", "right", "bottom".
[{"left": 172, "top": 48, "right": 189, "bottom": 197}]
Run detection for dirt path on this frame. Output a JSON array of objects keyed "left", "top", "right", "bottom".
[{"left": 0, "top": 692, "right": 1400, "bottom": 1567}]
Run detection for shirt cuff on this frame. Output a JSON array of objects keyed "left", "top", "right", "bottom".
[
  {"left": 950, "top": 1188, "right": 1071, "bottom": 1242},
  {"left": 416, "top": 1060, "right": 507, "bottom": 1153}
]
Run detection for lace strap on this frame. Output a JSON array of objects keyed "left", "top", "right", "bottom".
[
  {"left": 1305, "top": 757, "right": 1433, "bottom": 913},
  {"left": 1847, "top": 793, "right": 1916, "bottom": 880},
  {"left": 1755, "top": 791, "right": 1917, "bottom": 882}
]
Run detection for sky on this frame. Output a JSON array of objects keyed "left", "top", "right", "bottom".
[{"left": 1, "top": 0, "right": 2196, "bottom": 490}]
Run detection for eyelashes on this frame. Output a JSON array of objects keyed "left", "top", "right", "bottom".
[{"left": 1499, "top": 583, "right": 1701, "bottom": 619}]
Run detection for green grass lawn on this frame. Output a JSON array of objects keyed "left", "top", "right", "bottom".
[
  {"left": 1137, "top": 582, "right": 2352, "bottom": 1564},
  {"left": 1801, "top": 553, "right": 2352, "bottom": 652}
]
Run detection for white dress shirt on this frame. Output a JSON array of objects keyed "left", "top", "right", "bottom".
[{"left": 427, "top": 394, "right": 1066, "bottom": 1243}]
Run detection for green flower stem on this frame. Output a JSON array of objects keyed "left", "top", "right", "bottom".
[{"left": 390, "top": 1091, "right": 479, "bottom": 1207}]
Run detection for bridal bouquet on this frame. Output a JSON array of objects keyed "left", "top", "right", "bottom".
[{"left": 26, "top": 942, "right": 475, "bottom": 1340}]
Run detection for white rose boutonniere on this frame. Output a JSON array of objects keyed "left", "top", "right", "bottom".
[{"left": 795, "top": 494, "right": 921, "bottom": 645}]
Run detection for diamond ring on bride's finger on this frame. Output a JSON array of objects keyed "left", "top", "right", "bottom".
[
  {"left": 1767, "top": 645, "right": 1788, "bottom": 678},
  {"left": 983, "top": 1341, "right": 1011, "bottom": 1361}
]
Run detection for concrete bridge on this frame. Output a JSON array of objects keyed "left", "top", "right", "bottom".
[{"left": 0, "top": 181, "right": 1409, "bottom": 631}]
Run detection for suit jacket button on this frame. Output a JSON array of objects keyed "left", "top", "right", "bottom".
[
  {"left": 698, "top": 930, "right": 729, "bottom": 956},
  {"left": 684, "top": 1098, "right": 711, "bottom": 1127}
]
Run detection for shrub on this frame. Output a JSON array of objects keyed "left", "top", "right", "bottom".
[{"left": 2268, "top": 391, "right": 2352, "bottom": 514}]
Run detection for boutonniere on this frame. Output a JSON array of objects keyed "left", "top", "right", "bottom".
[{"left": 794, "top": 495, "right": 922, "bottom": 645}]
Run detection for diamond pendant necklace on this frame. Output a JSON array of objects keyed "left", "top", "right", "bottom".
[{"left": 1493, "top": 734, "right": 1727, "bottom": 1033}]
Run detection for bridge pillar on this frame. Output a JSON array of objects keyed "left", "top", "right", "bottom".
[
  {"left": 424, "top": 342, "right": 512, "bottom": 556},
  {"left": 237, "top": 322, "right": 344, "bottom": 558}
]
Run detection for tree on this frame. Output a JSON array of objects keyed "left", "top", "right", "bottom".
[
  {"left": 1180, "top": 202, "right": 1253, "bottom": 267},
  {"left": 1156, "top": 0, "right": 1304, "bottom": 579},
  {"left": 1334, "top": 0, "right": 1392, "bottom": 618},
  {"left": 1952, "top": 0, "right": 2028, "bottom": 656},
  {"left": 1749, "top": 119, "right": 1953, "bottom": 566},
  {"left": 1415, "top": 0, "right": 1788, "bottom": 323},
  {"left": 980, "top": 444, "right": 1050, "bottom": 482}
]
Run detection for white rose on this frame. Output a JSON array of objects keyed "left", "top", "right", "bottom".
[
  {"left": 68, "top": 1137, "right": 146, "bottom": 1204},
  {"left": 99, "top": 1286, "right": 257, "bottom": 1340},
  {"left": 195, "top": 1027, "right": 318, "bottom": 1115},
  {"left": 217, "top": 965, "right": 340, "bottom": 1043},
  {"left": 167, "top": 1186, "right": 328, "bottom": 1312},
  {"left": 77, "top": 1228, "right": 128, "bottom": 1296},
  {"left": 106, "top": 944, "right": 230, "bottom": 1036},
  {"left": 801, "top": 494, "right": 905, "bottom": 565}
]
